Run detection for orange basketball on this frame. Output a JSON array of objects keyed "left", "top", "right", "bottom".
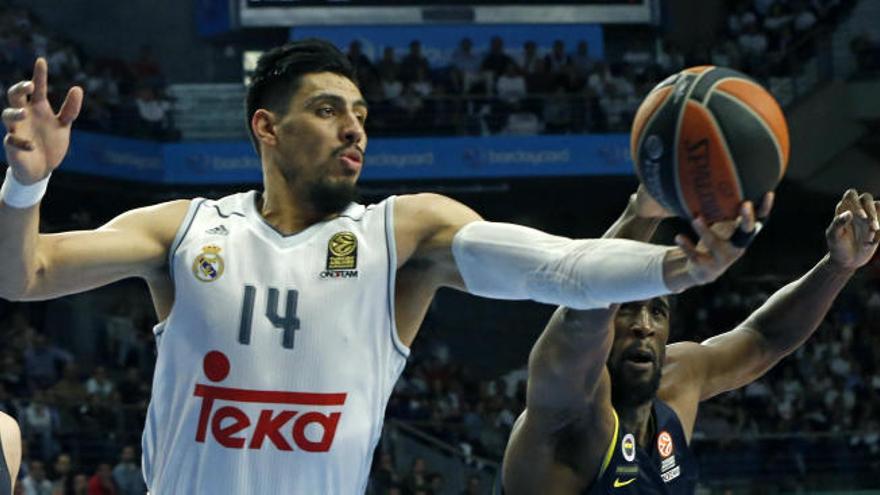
[{"left": 631, "top": 66, "right": 789, "bottom": 223}]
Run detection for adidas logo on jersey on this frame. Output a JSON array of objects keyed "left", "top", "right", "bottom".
[{"left": 206, "top": 225, "right": 229, "bottom": 236}]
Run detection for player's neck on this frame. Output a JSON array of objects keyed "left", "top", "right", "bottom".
[
  {"left": 617, "top": 401, "right": 654, "bottom": 448},
  {"left": 259, "top": 175, "right": 336, "bottom": 236}
]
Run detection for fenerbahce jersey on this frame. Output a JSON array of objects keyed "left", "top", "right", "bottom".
[
  {"left": 588, "top": 400, "right": 697, "bottom": 495},
  {"left": 142, "top": 191, "right": 409, "bottom": 494}
]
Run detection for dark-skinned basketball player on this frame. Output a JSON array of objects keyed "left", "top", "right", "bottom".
[{"left": 501, "top": 186, "right": 880, "bottom": 494}]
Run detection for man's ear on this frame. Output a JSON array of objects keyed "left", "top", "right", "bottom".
[{"left": 252, "top": 109, "right": 278, "bottom": 151}]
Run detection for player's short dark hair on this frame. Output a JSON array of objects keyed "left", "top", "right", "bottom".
[{"left": 245, "top": 39, "right": 358, "bottom": 154}]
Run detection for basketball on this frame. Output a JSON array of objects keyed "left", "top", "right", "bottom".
[{"left": 631, "top": 66, "right": 789, "bottom": 223}]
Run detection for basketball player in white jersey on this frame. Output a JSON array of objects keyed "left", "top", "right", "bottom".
[{"left": 0, "top": 40, "right": 765, "bottom": 493}]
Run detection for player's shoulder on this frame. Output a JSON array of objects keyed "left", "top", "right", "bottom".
[
  {"left": 394, "top": 192, "right": 481, "bottom": 226},
  {"left": 107, "top": 199, "right": 193, "bottom": 235},
  {"left": 0, "top": 412, "right": 17, "bottom": 429},
  {"left": 394, "top": 192, "right": 458, "bottom": 216},
  {"left": 0, "top": 412, "right": 20, "bottom": 440}
]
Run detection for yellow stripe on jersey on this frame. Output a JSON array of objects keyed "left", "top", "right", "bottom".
[{"left": 598, "top": 408, "right": 620, "bottom": 478}]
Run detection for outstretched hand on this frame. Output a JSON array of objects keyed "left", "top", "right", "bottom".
[
  {"left": 2, "top": 58, "right": 82, "bottom": 184},
  {"left": 674, "top": 193, "right": 774, "bottom": 285},
  {"left": 826, "top": 189, "right": 880, "bottom": 271}
]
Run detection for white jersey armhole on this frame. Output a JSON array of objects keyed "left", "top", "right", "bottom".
[
  {"left": 167, "top": 198, "right": 207, "bottom": 281},
  {"left": 384, "top": 196, "right": 410, "bottom": 358}
]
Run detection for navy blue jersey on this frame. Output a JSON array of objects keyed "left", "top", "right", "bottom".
[{"left": 587, "top": 400, "right": 697, "bottom": 495}]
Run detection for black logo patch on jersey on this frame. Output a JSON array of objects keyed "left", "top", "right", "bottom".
[
  {"left": 326, "top": 232, "right": 357, "bottom": 270},
  {"left": 206, "top": 225, "right": 229, "bottom": 236},
  {"left": 193, "top": 245, "right": 225, "bottom": 282}
]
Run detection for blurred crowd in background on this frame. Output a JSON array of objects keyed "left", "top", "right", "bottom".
[{"left": 1, "top": 1, "right": 867, "bottom": 142}]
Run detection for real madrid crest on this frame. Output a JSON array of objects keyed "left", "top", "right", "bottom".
[{"left": 192, "top": 245, "right": 225, "bottom": 282}]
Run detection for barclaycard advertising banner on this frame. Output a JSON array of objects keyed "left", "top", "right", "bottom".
[
  {"left": 289, "top": 24, "right": 604, "bottom": 68},
  {"left": 59, "top": 132, "right": 633, "bottom": 184}
]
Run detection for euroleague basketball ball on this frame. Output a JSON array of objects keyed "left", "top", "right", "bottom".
[{"left": 631, "top": 66, "right": 789, "bottom": 223}]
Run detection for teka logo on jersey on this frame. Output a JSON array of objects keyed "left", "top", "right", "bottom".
[{"left": 193, "top": 351, "right": 347, "bottom": 452}]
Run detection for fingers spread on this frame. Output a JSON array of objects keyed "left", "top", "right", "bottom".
[
  {"left": 57, "top": 86, "right": 83, "bottom": 126},
  {"left": 31, "top": 58, "right": 49, "bottom": 104}
]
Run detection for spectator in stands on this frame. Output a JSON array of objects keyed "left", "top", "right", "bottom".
[
  {"left": 544, "top": 40, "right": 571, "bottom": 76},
  {"left": 451, "top": 38, "right": 482, "bottom": 93},
  {"left": 410, "top": 66, "right": 433, "bottom": 98},
  {"left": 516, "top": 40, "right": 541, "bottom": 75},
  {"left": 495, "top": 62, "right": 526, "bottom": 105},
  {"left": 728, "top": 1, "right": 758, "bottom": 37},
  {"left": 116, "top": 368, "right": 149, "bottom": 410},
  {"left": 543, "top": 85, "right": 574, "bottom": 134},
  {"left": 571, "top": 40, "right": 594, "bottom": 80},
  {"left": 24, "top": 334, "right": 72, "bottom": 390},
  {"left": 111, "top": 446, "right": 145, "bottom": 495},
  {"left": 792, "top": 1, "right": 818, "bottom": 34},
  {"left": 48, "top": 364, "right": 87, "bottom": 410},
  {"left": 377, "top": 46, "right": 399, "bottom": 83},
  {"left": 764, "top": 3, "right": 793, "bottom": 48},
  {"left": 399, "top": 40, "right": 430, "bottom": 85},
  {"left": 133, "top": 86, "right": 175, "bottom": 141},
  {"left": 461, "top": 475, "right": 482, "bottom": 495},
  {"left": 0, "top": 354, "right": 26, "bottom": 399},
  {"left": 481, "top": 36, "right": 514, "bottom": 82},
  {"left": 84, "top": 367, "right": 113, "bottom": 402},
  {"left": 87, "top": 463, "right": 116, "bottom": 495},
  {"left": 403, "top": 457, "right": 430, "bottom": 494},
  {"left": 21, "top": 460, "right": 52, "bottom": 495},
  {"left": 130, "top": 45, "right": 163, "bottom": 89},
  {"left": 72, "top": 474, "right": 89, "bottom": 495},
  {"left": 525, "top": 58, "right": 554, "bottom": 96},
  {"left": 346, "top": 41, "right": 381, "bottom": 101},
  {"left": 370, "top": 451, "right": 401, "bottom": 494},
  {"left": 655, "top": 39, "right": 685, "bottom": 74},
  {"left": 50, "top": 452, "right": 74, "bottom": 495},
  {"left": 737, "top": 22, "right": 769, "bottom": 70}
]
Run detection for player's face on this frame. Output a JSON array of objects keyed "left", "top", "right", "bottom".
[
  {"left": 606, "top": 297, "right": 671, "bottom": 408},
  {"left": 272, "top": 72, "right": 368, "bottom": 212}
]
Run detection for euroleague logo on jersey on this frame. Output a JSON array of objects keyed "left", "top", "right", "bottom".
[
  {"left": 321, "top": 231, "right": 359, "bottom": 279},
  {"left": 192, "top": 351, "right": 347, "bottom": 452},
  {"left": 192, "top": 245, "right": 225, "bottom": 282},
  {"left": 657, "top": 431, "right": 674, "bottom": 458}
]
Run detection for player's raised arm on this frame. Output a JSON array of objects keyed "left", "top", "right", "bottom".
[
  {"left": 394, "top": 190, "right": 761, "bottom": 310},
  {"left": 673, "top": 189, "right": 879, "bottom": 403},
  {"left": 0, "top": 59, "right": 185, "bottom": 302}
]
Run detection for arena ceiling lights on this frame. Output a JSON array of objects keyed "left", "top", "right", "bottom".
[{"left": 238, "top": 0, "right": 656, "bottom": 26}]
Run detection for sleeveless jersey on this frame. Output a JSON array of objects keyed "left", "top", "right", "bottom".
[
  {"left": 588, "top": 400, "right": 697, "bottom": 494},
  {"left": 142, "top": 191, "right": 409, "bottom": 494}
]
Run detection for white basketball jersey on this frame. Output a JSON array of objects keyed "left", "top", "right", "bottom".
[{"left": 142, "top": 191, "right": 409, "bottom": 494}]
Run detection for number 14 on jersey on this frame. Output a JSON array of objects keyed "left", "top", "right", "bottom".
[{"left": 238, "top": 285, "right": 301, "bottom": 349}]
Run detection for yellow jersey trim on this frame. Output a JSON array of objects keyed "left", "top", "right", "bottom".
[{"left": 598, "top": 408, "right": 620, "bottom": 478}]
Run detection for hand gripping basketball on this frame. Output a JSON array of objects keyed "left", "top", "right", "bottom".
[{"left": 729, "top": 192, "right": 774, "bottom": 248}]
